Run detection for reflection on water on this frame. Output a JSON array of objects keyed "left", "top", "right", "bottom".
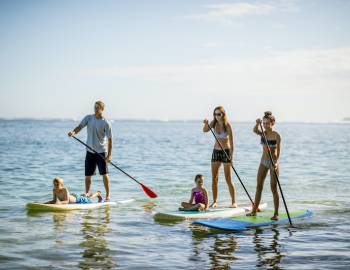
[
  {"left": 190, "top": 225, "right": 291, "bottom": 269},
  {"left": 253, "top": 227, "right": 284, "bottom": 269},
  {"left": 208, "top": 236, "right": 238, "bottom": 270},
  {"left": 142, "top": 201, "right": 157, "bottom": 213},
  {"left": 25, "top": 207, "right": 117, "bottom": 269},
  {"left": 79, "top": 206, "right": 117, "bottom": 269},
  {"left": 52, "top": 212, "right": 76, "bottom": 232},
  {"left": 191, "top": 229, "right": 238, "bottom": 270},
  {"left": 27, "top": 209, "right": 76, "bottom": 233}
]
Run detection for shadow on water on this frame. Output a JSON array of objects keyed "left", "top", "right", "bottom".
[{"left": 79, "top": 206, "right": 117, "bottom": 269}]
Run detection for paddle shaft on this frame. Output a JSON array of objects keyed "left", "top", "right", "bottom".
[
  {"left": 208, "top": 124, "right": 255, "bottom": 205},
  {"left": 259, "top": 123, "right": 292, "bottom": 226},
  {"left": 72, "top": 136, "right": 143, "bottom": 186}
]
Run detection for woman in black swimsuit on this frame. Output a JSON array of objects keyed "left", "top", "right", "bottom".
[
  {"left": 203, "top": 106, "right": 237, "bottom": 208},
  {"left": 249, "top": 111, "right": 282, "bottom": 220}
]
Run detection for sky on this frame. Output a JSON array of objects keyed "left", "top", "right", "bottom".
[{"left": 0, "top": 0, "right": 349, "bottom": 122}]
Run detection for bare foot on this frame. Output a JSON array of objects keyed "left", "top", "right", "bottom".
[
  {"left": 210, "top": 202, "right": 218, "bottom": 208},
  {"left": 230, "top": 203, "right": 238, "bottom": 208},
  {"left": 97, "top": 191, "right": 103, "bottom": 203},
  {"left": 247, "top": 211, "right": 257, "bottom": 217},
  {"left": 271, "top": 215, "right": 279, "bottom": 221},
  {"left": 105, "top": 197, "right": 110, "bottom": 202}
]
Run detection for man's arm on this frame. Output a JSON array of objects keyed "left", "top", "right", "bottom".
[
  {"left": 68, "top": 126, "right": 83, "bottom": 137},
  {"left": 68, "top": 115, "right": 89, "bottom": 137},
  {"left": 106, "top": 138, "right": 112, "bottom": 162}
]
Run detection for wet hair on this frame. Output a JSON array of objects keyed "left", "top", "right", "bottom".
[
  {"left": 263, "top": 111, "right": 276, "bottom": 125},
  {"left": 194, "top": 174, "right": 204, "bottom": 182},
  {"left": 53, "top": 177, "right": 64, "bottom": 186},
  {"left": 212, "top": 106, "right": 229, "bottom": 132}
]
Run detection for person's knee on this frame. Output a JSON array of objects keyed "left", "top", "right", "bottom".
[
  {"left": 271, "top": 186, "right": 279, "bottom": 195},
  {"left": 257, "top": 182, "right": 264, "bottom": 190},
  {"left": 224, "top": 176, "right": 233, "bottom": 183}
]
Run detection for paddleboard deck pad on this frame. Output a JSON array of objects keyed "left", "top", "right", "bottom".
[
  {"left": 154, "top": 203, "right": 267, "bottom": 221},
  {"left": 193, "top": 210, "right": 313, "bottom": 231}
]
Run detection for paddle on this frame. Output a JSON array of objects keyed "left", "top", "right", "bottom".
[
  {"left": 207, "top": 124, "right": 255, "bottom": 206},
  {"left": 259, "top": 123, "right": 292, "bottom": 225},
  {"left": 72, "top": 136, "right": 157, "bottom": 198}
]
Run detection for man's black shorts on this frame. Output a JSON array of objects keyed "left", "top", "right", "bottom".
[{"left": 85, "top": 151, "right": 108, "bottom": 176}]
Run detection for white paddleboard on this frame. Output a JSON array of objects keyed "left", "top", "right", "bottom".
[
  {"left": 26, "top": 199, "right": 133, "bottom": 211},
  {"left": 154, "top": 203, "right": 267, "bottom": 221}
]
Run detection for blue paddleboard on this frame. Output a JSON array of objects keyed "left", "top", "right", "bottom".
[{"left": 193, "top": 210, "right": 313, "bottom": 231}]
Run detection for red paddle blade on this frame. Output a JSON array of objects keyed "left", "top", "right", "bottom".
[{"left": 141, "top": 184, "right": 158, "bottom": 198}]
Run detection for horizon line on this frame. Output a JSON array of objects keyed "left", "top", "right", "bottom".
[{"left": 0, "top": 117, "right": 349, "bottom": 124}]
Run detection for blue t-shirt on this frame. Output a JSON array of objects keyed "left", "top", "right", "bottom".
[{"left": 79, "top": 114, "right": 113, "bottom": 153}]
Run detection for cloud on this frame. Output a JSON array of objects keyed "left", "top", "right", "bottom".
[
  {"left": 89, "top": 47, "right": 350, "bottom": 95},
  {"left": 184, "top": 1, "right": 301, "bottom": 24},
  {"left": 84, "top": 47, "right": 350, "bottom": 122},
  {"left": 185, "top": 2, "right": 275, "bottom": 24}
]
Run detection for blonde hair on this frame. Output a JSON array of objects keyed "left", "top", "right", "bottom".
[
  {"left": 53, "top": 177, "right": 64, "bottom": 186},
  {"left": 212, "top": 106, "right": 229, "bottom": 132},
  {"left": 95, "top": 100, "right": 105, "bottom": 110}
]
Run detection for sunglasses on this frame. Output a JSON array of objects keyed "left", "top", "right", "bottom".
[{"left": 214, "top": 113, "right": 223, "bottom": 117}]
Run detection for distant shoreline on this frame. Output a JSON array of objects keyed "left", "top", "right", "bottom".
[{"left": 1, "top": 118, "right": 350, "bottom": 124}]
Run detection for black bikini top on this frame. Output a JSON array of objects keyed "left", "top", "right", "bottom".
[{"left": 261, "top": 136, "right": 277, "bottom": 148}]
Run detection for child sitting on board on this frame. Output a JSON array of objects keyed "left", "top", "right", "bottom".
[
  {"left": 179, "top": 174, "right": 209, "bottom": 211},
  {"left": 45, "top": 177, "right": 103, "bottom": 204}
]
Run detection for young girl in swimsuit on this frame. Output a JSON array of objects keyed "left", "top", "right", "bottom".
[
  {"left": 248, "top": 111, "right": 282, "bottom": 220},
  {"left": 203, "top": 106, "right": 237, "bottom": 208},
  {"left": 45, "top": 177, "right": 103, "bottom": 204},
  {"left": 179, "top": 174, "right": 209, "bottom": 211}
]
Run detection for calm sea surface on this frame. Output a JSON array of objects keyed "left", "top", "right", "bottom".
[{"left": 0, "top": 120, "right": 349, "bottom": 269}]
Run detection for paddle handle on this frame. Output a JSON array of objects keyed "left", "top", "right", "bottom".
[
  {"left": 207, "top": 124, "right": 255, "bottom": 206},
  {"left": 259, "top": 123, "right": 292, "bottom": 226}
]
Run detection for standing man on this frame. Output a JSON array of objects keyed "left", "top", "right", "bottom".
[{"left": 68, "top": 101, "right": 113, "bottom": 201}]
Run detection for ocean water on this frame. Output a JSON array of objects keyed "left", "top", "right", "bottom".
[{"left": 0, "top": 120, "right": 349, "bottom": 269}]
